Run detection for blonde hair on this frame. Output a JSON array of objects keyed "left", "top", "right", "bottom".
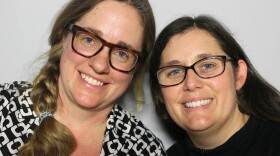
[{"left": 18, "top": 0, "right": 155, "bottom": 155}]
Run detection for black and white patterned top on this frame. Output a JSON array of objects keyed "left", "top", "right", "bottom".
[{"left": 0, "top": 81, "right": 166, "bottom": 156}]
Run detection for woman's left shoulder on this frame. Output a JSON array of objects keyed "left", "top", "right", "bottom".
[
  {"left": 111, "top": 105, "right": 159, "bottom": 137},
  {"left": 105, "top": 105, "right": 166, "bottom": 155},
  {"left": 252, "top": 116, "right": 280, "bottom": 141}
]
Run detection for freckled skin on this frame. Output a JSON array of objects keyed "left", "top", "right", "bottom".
[{"left": 58, "top": 0, "right": 143, "bottom": 112}]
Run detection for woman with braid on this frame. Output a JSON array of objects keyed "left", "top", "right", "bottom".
[{"left": 0, "top": 0, "right": 166, "bottom": 155}]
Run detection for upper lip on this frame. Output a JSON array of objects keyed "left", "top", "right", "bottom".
[
  {"left": 79, "top": 71, "right": 109, "bottom": 85},
  {"left": 182, "top": 97, "right": 212, "bottom": 103},
  {"left": 184, "top": 99, "right": 212, "bottom": 108},
  {"left": 182, "top": 97, "right": 213, "bottom": 104}
]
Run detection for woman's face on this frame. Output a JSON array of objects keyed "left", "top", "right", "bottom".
[
  {"left": 59, "top": 0, "right": 143, "bottom": 111},
  {"left": 160, "top": 29, "right": 247, "bottom": 135}
]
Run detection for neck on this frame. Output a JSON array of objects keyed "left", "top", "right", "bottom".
[
  {"left": 188, "top": 108, "right": 249, "bottom": 149},
  {"left": 54, "top": 97, "right": 111, "bottom": 155},
  {"left": 54, "top": 95, "right": 113, "bottom": 129}
]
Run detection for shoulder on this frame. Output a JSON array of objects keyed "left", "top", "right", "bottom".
[
  {"left": 108, "top": 105, "right": 162, "bottom": 142},
  {"left": 104, "top": 105, "right": 166, "bottom": 155},
  {"left": 167, "top": 140, "right": 188, "bottom": 155},
  {"left": 256, "top": 117, "right": 280, "bottom": 138},
  {"left": 0, "top": 81, "right": 33, "bottom": 111},
  {"left": 0, "top": 81, "right": 37, "bottom": 126},
  {"left": 0, "top": 81, "right": 36, "bottom": 118},
  {"left": 251, "top": 116, "right": 280, "bottom": 132},
  {"left": 0, "top": 81, "right": 32, "bottom": 98},
  {"left": 0, "top": 81, "right": 32, "bottom": 89},
  {"left": 247, "top": 116, "right": 280, "bottom": 154},
  {"left": 0, "top": 81, "right": 38, "bottom": 155},
  {"left": 109, "top": 104, "right": 145, "bottom": 129}
]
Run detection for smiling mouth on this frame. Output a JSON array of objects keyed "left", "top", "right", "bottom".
[
  {"left": 185, "top": 99, "right": 212, "bottom": 108},
  {"left": 80, "top": 73, "right": 104, "bottom": 86}
]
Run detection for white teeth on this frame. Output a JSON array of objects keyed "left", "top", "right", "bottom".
[
  {"left": 185, "top": 99, "right": 211, "bottom": 108},
  {"left": 80, "top": 73, "right": 104, "bottom": 86}
]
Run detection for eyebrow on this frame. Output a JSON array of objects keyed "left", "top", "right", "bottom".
[
  {"left": 196, "top": 53, "right": 214, "bottom": 59},
  {"left": 84, "top": 26, "right": 138, "bottom": 51},
  {"left": 161, "top": 53, "right": 215, "bottom": 66},
  {"left": 163, "top": 60, "right": 180, "bottom": 66}
]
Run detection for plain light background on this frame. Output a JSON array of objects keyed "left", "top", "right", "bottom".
[{"left": 1, "top": 0, "right": 280, "bottom": 149}]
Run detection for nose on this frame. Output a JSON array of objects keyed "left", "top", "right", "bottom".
[
  {"left": 88, "top": 47, "right": 110, "bottom": 74},
  {"left": 182, "top": 69, "right": 203, "bottom": 91}
]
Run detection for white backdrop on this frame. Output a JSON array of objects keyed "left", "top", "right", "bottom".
[{"left": 1, "top": 0, "right": 280, "bottom": 149}]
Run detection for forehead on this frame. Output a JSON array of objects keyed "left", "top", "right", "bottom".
[
  {"left": 75, "top": 0, "right": 144, "bottom": 51},
  {"left": 160, "top": 29, "right": 226, "bottom": 65},
  {"left": 77, "top": 0, "right": 142, "bottom": 28}
]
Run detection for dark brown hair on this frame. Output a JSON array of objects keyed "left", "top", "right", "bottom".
[{"left": 149, "top": 15, "right": 280, "bottom": 128}]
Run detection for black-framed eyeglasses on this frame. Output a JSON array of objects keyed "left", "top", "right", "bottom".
[
  {"left": 67, "top": 23, "right": 142, "bottom": 73},
  {"left": 157, "top": 55, "right": 234, "bottom": 87}
]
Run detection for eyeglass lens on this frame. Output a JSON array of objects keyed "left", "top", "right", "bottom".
[
  {"left": 157, "top": 56, "right": 227, "bottom": 86},
  {"left": 70, "top": 24, "right": 140, "bottom": 72}
]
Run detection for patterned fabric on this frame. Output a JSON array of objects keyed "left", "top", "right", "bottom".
[{"left": 0, "top": 81, "right": 166, "bottom": 156}]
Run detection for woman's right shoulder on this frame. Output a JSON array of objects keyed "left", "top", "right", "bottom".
[
  {"left": 0, "top": 81, "right": 32, "bottom": 103},
  {"left": 0, "top": 81, "right": 32, "bottom": 92},
  {"left": 167, "top": 140, "right": 188, "bottom": 155},
  {"left": 0, "top": 81, "right": 32, "bottom": 91}
]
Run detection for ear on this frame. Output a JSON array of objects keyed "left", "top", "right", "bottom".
[{"left": 235, "top": 59, "right": 247, "bottom": 90}]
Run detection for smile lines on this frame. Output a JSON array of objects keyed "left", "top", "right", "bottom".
[
  {"left": 185, "top": 99, "right": 211, "bottom": 108},
  {"left": 81, "top": 73, "right": 104, "bottom": 86}
]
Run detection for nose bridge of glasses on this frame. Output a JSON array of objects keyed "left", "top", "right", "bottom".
[
  {"left": 89, "top": 36, "right": 113, "bottom": 58},
  {"left": 169, "top": 64, "right": 196, "bottom": 86},
  {"left": 180, "top": 64, "right": 203, "bottom": 88},
  {"left": 99, "top": 36, "right": 114, "bottom": 50},
  {"left": 185, "top": 63, "right": 198, "bottom": 77}
]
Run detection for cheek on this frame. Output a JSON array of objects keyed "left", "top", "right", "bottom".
[
  {"left": 161, "top": 88, "right": 172, "bottom": 102},
  {"left": 59, "top": 47, "right": 85, "bottom": 79},
  {"left": 112, "top": 71, "right": 133, "bottom": 86},
  {"left": 60, "top": 34, "right": 83, "bottom": 64},
  {"left": 210, "top": 65, "right": 237, "bottom": 92},
  {"left": 161, "top": 87, "right": 179, "bottom": 109},
  {"left": 210, "top": 71, "right": 238, "bottom": 110},
  {"left": 223, "top": 75, "right": 236, "bottom": 92},
  {"left": 61, "top": 35, "right": 88, "bottom": 66},
  {"left": 161, "top": 88, "right": 183, "bottom": 126},
  {"left": 210, "top": 77, "right": 236, "bottom": 101},
  {"left": 60, "top": 50, "right": 75, "bottom": 71}
]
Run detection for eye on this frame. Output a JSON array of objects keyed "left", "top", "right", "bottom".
[
  {"left": 76, "top": 31, "right": 100, "bottom": 48},
  {"left": 169, "top": 69, "right": 181, "bottom": 76},
  {"left": 201, "top": 63, "right": 215, "bottom": 70},
  {"left": 112, "top": 50, "right": 130, "bottom": 63},
  {"left": 196, "top": 60, "right": 220, "bottom": 74},
  {"left": 164, "top": 67, "right": 184, "bottom": 78},
  {"left": 117, "top": 51, "right": 128, "bottom": 58},
  {"left": 81, "top": 36, "right": 96, "bottom": 46}
]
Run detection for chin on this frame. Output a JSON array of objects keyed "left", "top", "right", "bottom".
[{"left": 183, "top": 118, "right": 213, "bottom": 132}]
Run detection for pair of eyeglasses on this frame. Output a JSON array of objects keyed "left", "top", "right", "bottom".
[
  {"left": 67, "top": 23, "right": 142, "bottom": 73},
  {"left": 157, "top": 55, "right": 234, "bottom": 86}
]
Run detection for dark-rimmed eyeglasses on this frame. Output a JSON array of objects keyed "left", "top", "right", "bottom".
[
  {"left": 67, "top": 23, "right": 142, "bottom": 73},
  {"left": 157, "top": 55, "right": 234, "bottom": 87}
]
